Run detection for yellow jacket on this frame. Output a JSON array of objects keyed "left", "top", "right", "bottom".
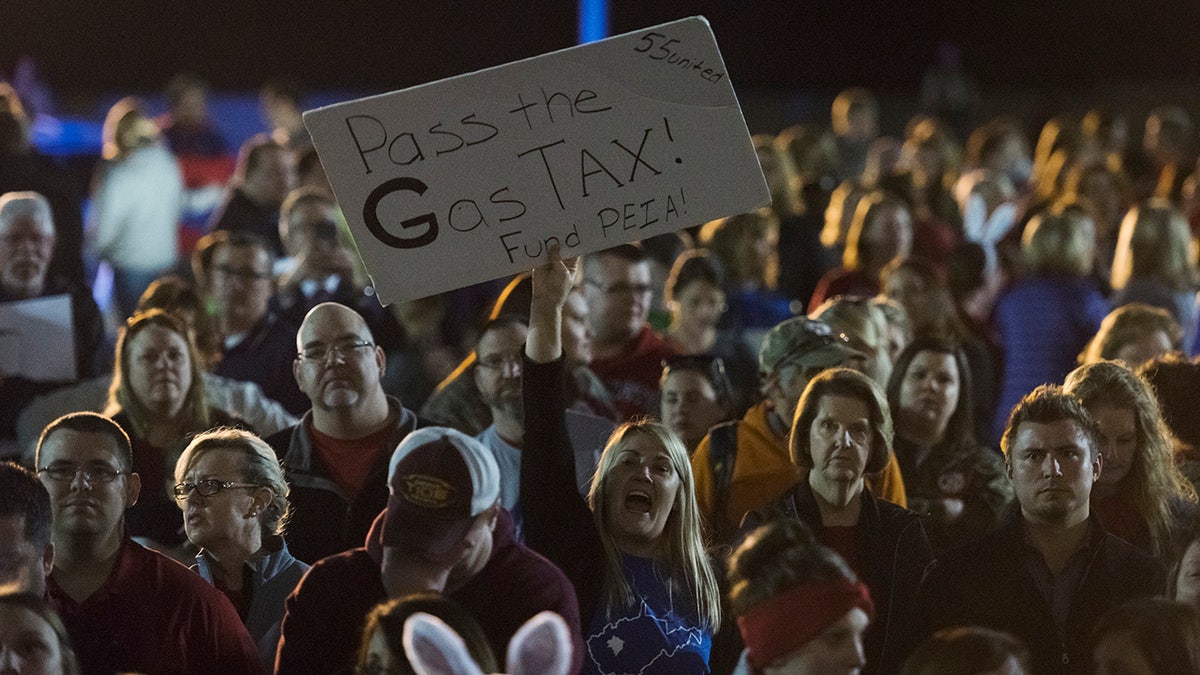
[{"left": 691, "top": 400, "right": 908, "bottom": 537}]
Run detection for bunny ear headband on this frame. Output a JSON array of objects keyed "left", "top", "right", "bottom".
[
  {"left": 962, "top": 193, "right": 1018, "bottom": 277},
  {"left": 404, "top": 611, "right": 572, "bottom": 675}
]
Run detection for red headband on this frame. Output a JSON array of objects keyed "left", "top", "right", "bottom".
[{"left": 736, "top": 579, "right": 875, "bottom": 671}]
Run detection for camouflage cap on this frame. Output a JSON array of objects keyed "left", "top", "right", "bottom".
[{"left": 758, "top": 316, "right": 861, "bottom": 376}]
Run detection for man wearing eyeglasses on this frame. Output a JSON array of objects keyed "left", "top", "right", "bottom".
[
  {"left": 472, "top": 316, "right": 530, "bottom": 530},
  {"left": 266, "top": 301, "right": 425, "bottom": 564},
  {"left": 0, "top": 191, "right": 106, "bottom": 458},
  {"left": 35, "top": 412, "right": 262, "bottom": 674},
  {"left": 194, "top": 229, "right": 309, "bottom": 415},
  {"left": 582, "top": 243, "right": 677, "bottom": 420}
]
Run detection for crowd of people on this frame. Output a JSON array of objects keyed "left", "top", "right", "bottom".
[{"left": 3, "top": 71, "right": 1200, "bottom": 675}]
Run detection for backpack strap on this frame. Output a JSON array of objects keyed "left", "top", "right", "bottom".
[{"left": 708, "top": 420, "right": 740, "bottom": 541}]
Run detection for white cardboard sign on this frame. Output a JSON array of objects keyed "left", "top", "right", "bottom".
[
  {"left": 304, "top": 16, "right": 769, "bottom": 305},
  {"left": 0, "top": 294, "right": 77, "bottom": 381}
]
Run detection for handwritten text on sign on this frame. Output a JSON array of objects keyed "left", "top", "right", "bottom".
[{"left": 304, "top": 16, "right": 768, "bottom": 304}]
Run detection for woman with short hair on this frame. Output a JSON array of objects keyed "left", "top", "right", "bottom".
[
  {"left": 745, "top": 368, "right": 931, "bottom": 675},
  {"left": 663, "top": 249, "right": 759, "bottom": 415},
  {"left": 174, "top": 427, "right": 307, "bottom": 665}
]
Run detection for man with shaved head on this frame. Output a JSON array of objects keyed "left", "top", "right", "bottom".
[
  {"left": 0, "top": 191, "right": 105, "bottom": 457},
  {"left": 266, "top": 302, "right": 425, "bottom": 563}
]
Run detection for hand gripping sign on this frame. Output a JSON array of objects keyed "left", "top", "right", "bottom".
[{"left": 304, "top": 16, "right": 769, "bottom": 305}]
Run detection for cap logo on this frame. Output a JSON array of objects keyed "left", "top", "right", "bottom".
[{"left": 400, "top": 474, "right": 456, "bottom": 508}]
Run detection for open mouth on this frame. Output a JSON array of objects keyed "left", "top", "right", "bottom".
[{"left": 624, "top": 490, "right": 652, "bottom": 514}]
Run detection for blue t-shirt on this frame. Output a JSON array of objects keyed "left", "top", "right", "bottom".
[{"left": 585, "top": 555, "right": 712, "bottom": 674}]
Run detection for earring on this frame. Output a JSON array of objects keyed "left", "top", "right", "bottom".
[{"left": 248, "top": 509, "right": 259, "bottom": 518}]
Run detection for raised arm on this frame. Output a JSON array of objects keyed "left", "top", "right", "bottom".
[
  {"left": 526, "top": 244, "right": 576, "bottom": 364},
  {"left": 521, "top": 246, "right": 605, "bottom": 618}
]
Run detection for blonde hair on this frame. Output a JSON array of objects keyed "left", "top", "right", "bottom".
[
  {"left": 698, "top": 208, "right": 779, "bottom": 289},
  {"left": 105, "top": 309, "right": 210, "bottom": 440},
  {"left": 831, "top": 88, "right": 878, "bottom": 138},
  {"left": 101, "top": 97, "right": 159, "bottom": 160},
  {"left": 812, "top": 296, "right": 894, "bottom": 386},
  {"left": 1021, "top": 205, "right": 1096, "bottom": 277},
  {"left": 821, "top": 181, "right": 870, "bottom": 250},
  {"left": 753, "top": 134, "right": 803, "bottom": 218},
  {"left": 1111, "top": 201, "right": 1197, "bottom": 292},
  {"left": 587, "top": 421, "right": 721, "bottom": 628},
  {"left": 175, "top": 427, "right": 291, "bottom": 538},
  {"left": 1063, "top": 361, "right": 1198, "bottom": 556},
  {"left": 903, "top": 118, "right": 962, "bottom": 192},
  {"left": 775, "top": 124, "right": 837, "bottom": 187},
  {"left": 843, "top": 192, "right": 911, "bottom": 272},
  {"left": 1079, "top": 304, "right": 1183, "bottom": 366}
]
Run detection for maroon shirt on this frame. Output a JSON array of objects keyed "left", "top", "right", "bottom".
[
  {"left": 589, "top": 325, "right": 677, "bottom": 421},
  {"left": 276, "top": 509, "right": 584, "bottom": 675},
  {"left": 48, "top": 535, "right": 264, "bottom": 675}
]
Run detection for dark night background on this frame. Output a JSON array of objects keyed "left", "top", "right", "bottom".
[{"left": 1, "top": 0, "right": 1198, "bottom": 134}]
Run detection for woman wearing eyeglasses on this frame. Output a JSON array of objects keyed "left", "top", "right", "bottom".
[
  {"left": 174, "top": 427, "right": 308, "bottom": 667},
  {"left": 104, "top": 309, "right": 249, "bottom": 555}
]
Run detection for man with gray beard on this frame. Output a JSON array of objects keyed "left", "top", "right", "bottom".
[{"left": 472, "top": 316, "right": 530, "bottom": 533}]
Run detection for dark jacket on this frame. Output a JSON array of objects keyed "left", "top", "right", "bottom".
[
  {"left": 521, "top": 356, "right": 606, "bottom": 622},
  {"left": 0, "top": 278, "right": 107, "bottom": 449},
  {"left": 745, "top": 480, "right": 932, "bottom": 675},
  {"left": 893, "top": 435, "right": 1012, "bottom": 553},
  {"left": 209, "top": 187, "right": 283, "bottom": 257},
  {"left": 265, "top": 398, "right": 422, "bottom": 564},
  {"left": 214, "top": 310, "right": 307, "bottom": 415},
  {"left": 274, "top": 509, "right": 583, "bottom": 675},
  {"left": 918, "top": 507, "right": 1166, "bottom": 675}
]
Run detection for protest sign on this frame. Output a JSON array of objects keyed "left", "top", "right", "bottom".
[
  {"left": 0, "top": 294, "right": 77, "bottom": 381},
  {"left": 304, "top": 16, "right": 769, "bottom": 304}
]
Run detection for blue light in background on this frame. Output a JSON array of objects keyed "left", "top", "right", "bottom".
[{"left": 578, "top": 0, "right": 609, "bottom": 44}]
